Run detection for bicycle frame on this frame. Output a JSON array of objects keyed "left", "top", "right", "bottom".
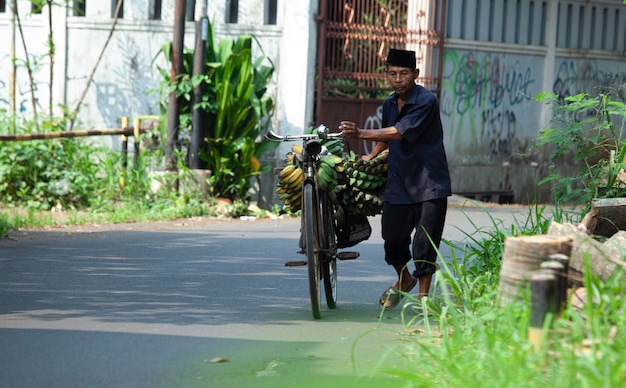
[{"left": 266, "top": 125, "right": 344, "bottom": 319}]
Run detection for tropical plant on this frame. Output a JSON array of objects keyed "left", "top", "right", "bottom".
[
  {"left": 154, "top": 19, "right": 277, "bottom": 201},
  {"left": 535, "top": 92, "right": 626, "bottom": 213}
]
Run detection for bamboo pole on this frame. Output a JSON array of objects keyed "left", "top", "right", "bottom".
[
  {"left": 9, "top": 0, "right": 16, "bottom": 133},
  {"left": 133, "top": 117, "right": 141, "bottom": 166},
  {"left": 0, "top": 127, "right": 139, "bottom": 142},
  {"left": 120, "top": 116, "right": 129, "bottom": 188}
]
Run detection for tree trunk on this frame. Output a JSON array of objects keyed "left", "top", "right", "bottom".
[{"left": 165, "top": 0, "right": 187, "bottom": 172}]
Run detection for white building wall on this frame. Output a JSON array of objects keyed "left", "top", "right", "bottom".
[{"left": 0, "top": 0, "right": 313, "bottom": 138}]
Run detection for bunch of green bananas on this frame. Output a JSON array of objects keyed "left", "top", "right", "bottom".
[
  {"left": 322, "top": 138, "right": 345, "bottom": 156},
  {"left": 339, "top": 186, "right": 385, "bottom": 216},
  {"left": 276, "top": 144, "right": 304, "bottom": 212},
  {"left": 315, "top": 154, "right": 344, "bottom": 192},
  {"left": 337, "top": 149, "right": 388, "bottom": 216},
  {"left": 276, "top": 127, "right": 389, "bottom": 216}
]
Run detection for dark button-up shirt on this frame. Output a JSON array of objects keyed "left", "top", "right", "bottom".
[{"left": 382, "top": 84, "right": 452, "bottom": 204}]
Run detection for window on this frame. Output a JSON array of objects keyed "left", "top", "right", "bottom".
[
  {"left": 265, "top": 0, "right": 277, "bottom": 25},
  {"left": 150, "top": 0, "right": 161, "bottom": 20},
  {"left": 0, "top": 0, "right": 6, "bottom": 13},
  {"left": 112, "top": 0, "right": 123, "bottom": 18},
  {"left": 73, "top": 0, "right": 86, "bottom": 17},
  {"left": 226, "top": 0, "right": 238, "bottom": 23}
]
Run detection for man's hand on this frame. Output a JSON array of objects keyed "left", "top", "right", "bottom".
[{"left": 339, "top": 121, "right": 359, "bottom": 139}]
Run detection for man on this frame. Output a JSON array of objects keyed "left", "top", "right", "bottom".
[{"left": 340, "top": 48, "right": 451, "bottom": 309}]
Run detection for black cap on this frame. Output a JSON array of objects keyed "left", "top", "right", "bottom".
[{"left": 386, "top": 49, "right": 416, "bottom": 69}]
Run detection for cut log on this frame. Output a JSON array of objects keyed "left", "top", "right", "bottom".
[
  {"left": 547, "top": 222, "right": 626, "bottom": 283},
  {"left": 579, "top": 198, "right": 626, "bottom": 237},
  {"left": 498, "top": 234, "right": 573, "bottom": 306},
  {"left": 599, "top": 231, "right": 626, "bottom": 278}
]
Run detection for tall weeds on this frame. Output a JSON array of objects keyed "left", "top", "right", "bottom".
[{"left": 383, "top": 206, "right": 626, "bottom": 387}]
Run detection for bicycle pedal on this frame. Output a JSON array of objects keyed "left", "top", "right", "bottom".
[
  {"left": 285, "top": 260, "right": 307, "bottom": 267},
  {"left": 337, "top": 252, "right": 359, "bottom": 260}
]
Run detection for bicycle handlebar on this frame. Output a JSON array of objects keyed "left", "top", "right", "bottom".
[{"left": 265, "top": 124, "right": 343, "bottom": 142}]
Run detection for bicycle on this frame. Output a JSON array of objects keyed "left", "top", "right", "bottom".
[{"left": 266, "top": 125, "right": 360, "bottom": 319}]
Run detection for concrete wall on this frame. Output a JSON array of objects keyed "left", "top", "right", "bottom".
[
  {"left": 0, "top": 0, "right": 315, "bottom": 135},
  {"left": 440, "top": 45, "right": 547, "bottom": 202},
  {"left": 440, "top": 0, "right": 626, "bottom": 203}
]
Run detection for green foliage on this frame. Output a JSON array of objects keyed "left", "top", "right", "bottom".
[
  {"left": 153, "top": 19, "right": 277, "bottom": 202},
  {"left": 0, "top": 134, "right": 105, "bottom": 210},
  {"left": 0, "top": 213, "right": 10, "bottom": 236},
  {"left": 535, "top": 92, "right": 626, "bottom": 213}
]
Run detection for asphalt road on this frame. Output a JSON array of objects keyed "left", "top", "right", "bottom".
[{"left": 0, "top": 198, "right": 530, "bottom": 387}]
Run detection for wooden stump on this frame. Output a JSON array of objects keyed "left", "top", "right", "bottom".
[{"left": 498, "top": 235, "right": 573, "bottom": 306}]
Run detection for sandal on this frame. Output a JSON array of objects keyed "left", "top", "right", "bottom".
[{"left": 379, "top": 277, "right": 417, "bottom": 309}]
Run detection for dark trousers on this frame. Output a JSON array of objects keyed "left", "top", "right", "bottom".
[{"left": 381, "top": 198, "right": 448, "bottom": 277}]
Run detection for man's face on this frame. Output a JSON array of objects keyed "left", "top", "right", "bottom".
[{"left": 386, "top": 65, "right": 419, "bottom": 96}]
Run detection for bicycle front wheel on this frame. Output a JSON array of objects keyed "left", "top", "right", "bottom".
[
  {"left": 323, "top": 258, "right": 337, "bottom": 309},
  {"left": 320, "top": 194, "right": 337, "bottom": 309},
  {"left": 303, "top": 182, "right": 321, "bottom": 319}
]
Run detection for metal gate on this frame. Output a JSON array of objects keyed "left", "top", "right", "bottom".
[{"left": 314, "top": 0, "right": 446, "bottom": 152}]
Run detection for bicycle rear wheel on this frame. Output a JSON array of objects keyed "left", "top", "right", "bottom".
[{"left": 303, "top": 182, "right": 321, "bottom": 319}]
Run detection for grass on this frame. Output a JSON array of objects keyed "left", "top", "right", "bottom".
[
  {"left": 380, "top": 204, "right": 626, "bottom": 387},
  {"left": 0, "top": 197, "right": 278, "bottom": 234}
]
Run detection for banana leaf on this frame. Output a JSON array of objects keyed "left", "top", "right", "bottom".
[{"left": 153, "top": 19, "right": 276, "bottom": 201}]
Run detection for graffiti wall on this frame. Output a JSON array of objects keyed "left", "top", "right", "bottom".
[
  {"left": 440, "top": 50, "right": 542, "bottom": 163},
  {"left": 440, "top": 48, "right": 626, "bottom": 202}
]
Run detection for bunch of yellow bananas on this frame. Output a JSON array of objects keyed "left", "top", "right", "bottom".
[{"left": 276, "top": 144, "right": 304, "bottom": 212}]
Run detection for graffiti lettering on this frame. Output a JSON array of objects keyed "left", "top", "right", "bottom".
[
  {"left": 553, "top": 59, "right": 626, "bottom": 101},
  {"left": 361, "top": 105, "right": 383, "bottom": 155},
  {"left": 482, "top": 109, "right": 517, "bottom": 160},
  {"left": 444, "top": 52, "right": 535, "bottom": 116},
  {"left": 441, "top": 51, "right": 533, "bottom": 159}
]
